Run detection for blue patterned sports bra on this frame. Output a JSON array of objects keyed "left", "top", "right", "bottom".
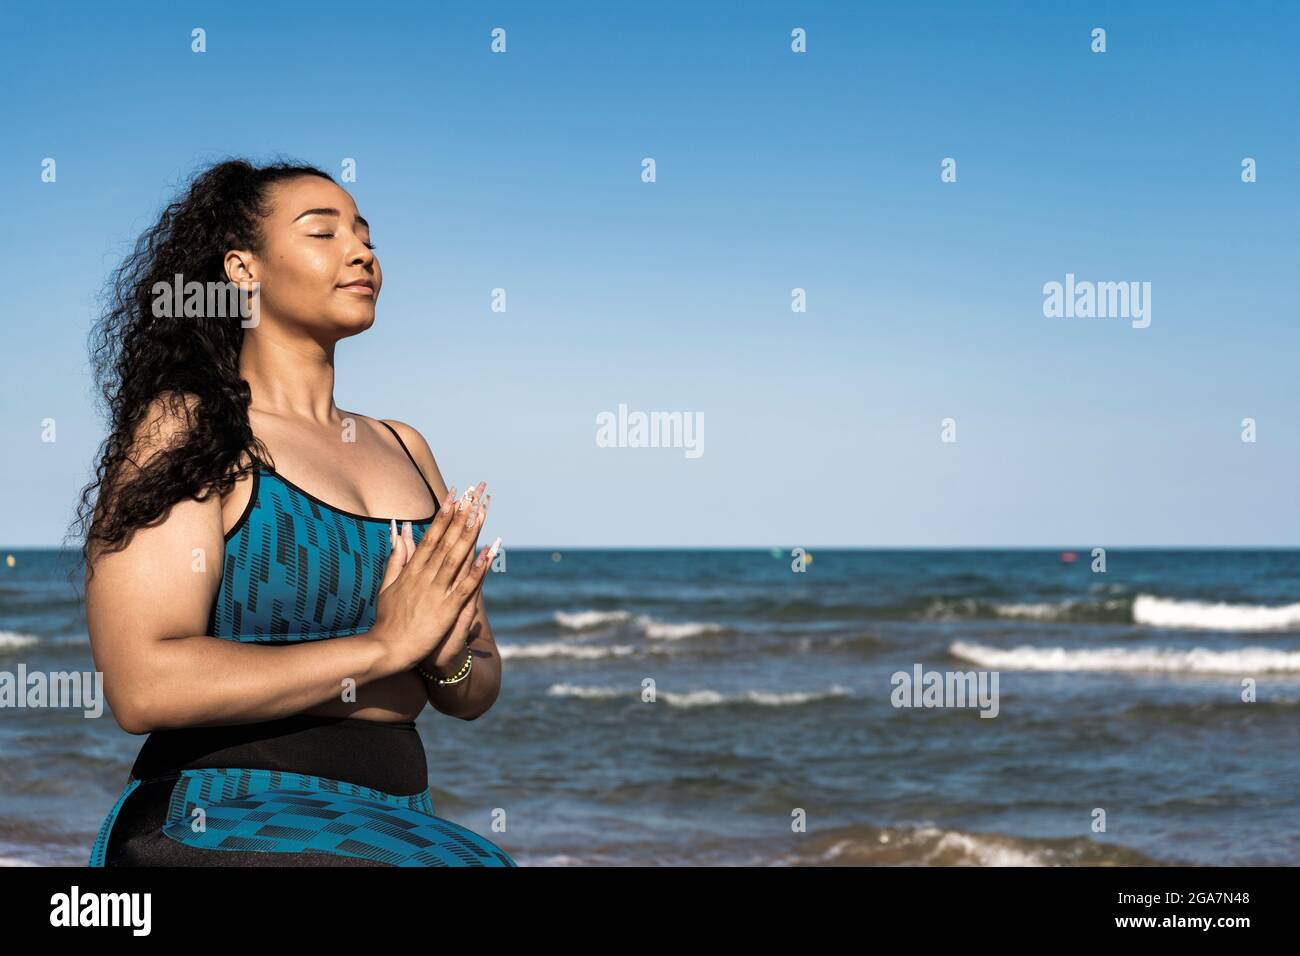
[{"left": 207, "top": 422, "right": 439, "bottom": 643}]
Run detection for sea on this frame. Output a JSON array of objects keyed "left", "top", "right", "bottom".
[{"left": 2, "top": 547, "right": 1298, "bottom": 866}]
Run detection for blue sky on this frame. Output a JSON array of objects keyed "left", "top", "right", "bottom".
[{"left": 2, "top": 1, "right": 1297, "bottom": 547}]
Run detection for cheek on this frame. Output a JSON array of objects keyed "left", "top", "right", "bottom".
[{"left": 268, "top": 243, "right": 335, "bottom": 295}]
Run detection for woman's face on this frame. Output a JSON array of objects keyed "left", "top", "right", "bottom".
[{"left": 239, "top": 176, "right": 382, "bottom": 340}]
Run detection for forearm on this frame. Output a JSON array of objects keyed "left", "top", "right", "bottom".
[
  {"left": 110, "top": 631, "right": 395, "bottom": 732},
  {"left": 419, "top": 613, "right": 502, "bottom": 720}
]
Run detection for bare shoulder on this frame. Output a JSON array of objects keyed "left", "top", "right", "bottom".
[
  {"left": 124, "top": 391, "right": 203, "bottom": 472},
  {"left": 375, "top": 417, "right": 450, "bottom": 501},
  {"left": 92, "top": 390, "right": 212, "bottom": 544}
]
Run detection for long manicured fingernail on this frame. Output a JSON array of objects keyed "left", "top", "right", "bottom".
[
  {"left": 488, "top": 536, "right": 502, "bottom": 558},
  {"left": 390, "top": 518, "right": 398, "bottom": 545}
]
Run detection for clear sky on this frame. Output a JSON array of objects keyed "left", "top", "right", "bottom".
[{"left": 2, "top": 1, "right": 1297, "bottom": 547}]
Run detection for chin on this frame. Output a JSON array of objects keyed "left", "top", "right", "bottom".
[
  {"left": 340, "top": 312, "right": 377, "bottom": 336},
  {"left": 319, "top": 309, "right": 377, "bottom": 340}
]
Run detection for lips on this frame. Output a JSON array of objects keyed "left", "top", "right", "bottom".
[{"left": 338, "top": 279, "right": 375, "bottom": 295}]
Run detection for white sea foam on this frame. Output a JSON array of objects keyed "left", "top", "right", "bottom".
[
  {"left": 0, "top": 631, "right": 39, "bottom": 650},
  {"left": 992, "top": 599, "right": 1127, "bottom": 620},
  {"left": 634, "top": 615, "right": 726, "bottom": 640},
  {"left": 1133, "top": 594, "right": 1300, "bottom": 631},
  {"left": 762, "top": 821, "right": 1160, "bottom": 866},
  {"left": 923, "top": 598, "right": 980, "bottom": 620},
  {"left": 660, "top": 686, "right": 853, "bottom": 707},
  {"left": 553, "top": 610, "right": 632, "bottom": 630},
  {"left": 992, "top": 602, "right": 1067, "bottom": 620},
  {"left": 912, "top": 828, "right": 1049, "bottom": 867},
  {"left": 950, "top": 640, "right": 1300, "bottom": 674},
  {"left": 545, "top": 683, "right": 853, "bottom": 706},
  {"left": 553, "top": 610, "right": 725, "bottom": 640},
  {"left": 499, "top": 642, "right": 641, "bottom": 661},
  {"left": 546, "top": 683, "right": 627, "bottom": 699}
]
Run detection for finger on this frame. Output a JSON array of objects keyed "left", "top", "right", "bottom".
[
  {"left": 409, "top": 485, "right": 459, "bottom": 568},
  {"left": 465, "top": 480, "right": 486, "bottom": 508},
  {"left": 424, "top": 483, "right": 478, "bottom": 563},
  {"left": 378, "top": 518, "right": 408, "bottom": 593},
  {"left": 451, "top": 492, "right": 490, "bottom": 588},
  {"left": 430, "top": 482, "right": 488, "bottom": 584},
  {"left": 450, "top": 538, "right": 499, "bottom": 601},
  {"left": 434, "top": 499, "right": 486, "bottom": 590}
]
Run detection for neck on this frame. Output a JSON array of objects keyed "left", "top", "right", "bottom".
[{"left": 239, "top": 323, "right": 340, "bottom": 424}]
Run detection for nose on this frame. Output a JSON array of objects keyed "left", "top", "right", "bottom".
[{"left": 348, "top": 243, "right": 374, "bottom": 268}]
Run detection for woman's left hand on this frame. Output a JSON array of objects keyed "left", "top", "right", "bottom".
[{"left": 395, "top": 481, "right": 494, "bottom": 677}]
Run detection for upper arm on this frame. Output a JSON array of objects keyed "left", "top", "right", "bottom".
[{"left": 85, "top": 393, "right": 225, "bottom": 732}]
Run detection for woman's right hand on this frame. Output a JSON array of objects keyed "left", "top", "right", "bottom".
[{"left": 370, "top": 484, "right": 494, "bottom": 674}]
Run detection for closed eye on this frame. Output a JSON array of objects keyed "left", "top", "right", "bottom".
[{"left": 310, "top": 232, "right": 376, "bottom": 250}]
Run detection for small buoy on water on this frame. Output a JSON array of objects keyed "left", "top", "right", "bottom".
[{"left": 1060, "top": 551, "right": 1078, "bottom": 563}]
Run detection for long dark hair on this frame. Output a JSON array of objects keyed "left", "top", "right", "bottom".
[{"left": 73, "top": 157, "right": 335, "bottom": 575}]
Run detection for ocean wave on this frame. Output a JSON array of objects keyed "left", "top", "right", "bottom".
[
  {"left": 949, "top": 640, "right": 1300, "bottom": 674},
  {"left": 553, "top": 609, "right": 632, "bottom": 630},
  {"left": 772, "top": 824, "right": 1163, "bottom": 866},
  {"left": 924, "top": 593, "right": 1300, "bottom": 631},
  {"left": 545, "top": 683, "right": 627, "bottom": 700},
  {"left": 661, "top": 686, "right": 853, "bottom": 707},
  {"left": 992, "top": 599, "right": 1129, "bottom": 621},
  {"left": 924, "top": 597, "right": 1131, "bottom": 624},
  {"left": 0, "top": 632, "right": 40, "bottom": 651},
  {"left": 634, "top": 615, "right": 727, "bottom": 640},
  {"left": 550, "top": 610, "right": 729, "bottom": 641},
  {"left": 1132, "top": 594, "right": 1300, "bottom": 631},
  {"left": 499, "top": 641, "right": 644, "bottom": 661},
  {"left": 545, "top": 683, "right": 854, "bottom": 707}
]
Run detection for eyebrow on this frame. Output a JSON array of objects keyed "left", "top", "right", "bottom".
[{"left": 291, "top": 207, "right": 370, "bottom": 229}]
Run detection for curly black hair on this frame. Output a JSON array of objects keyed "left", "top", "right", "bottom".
[{"left": 73, "top": 156, "right": 335, "bottom": 575}]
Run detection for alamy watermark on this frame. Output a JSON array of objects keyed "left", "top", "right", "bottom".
[
  {"left": 0, "top": 665, "right": 104, "bottom": 718},
  {"left": 595, "top": 403, "right": 703, "bottom": 459},
  {"left": 50, "top": 886, "right": 150, "bottom": 935},
  {"left": 1042, "top": 273, "right": 1150, "bottom": 329},
  {"left": 151, "top": 273, "right": 259, "bottom": 327},
  {"left": 890, "top": 663, "right": 999, "bottom": 718}
]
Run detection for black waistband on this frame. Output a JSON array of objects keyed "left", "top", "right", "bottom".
[{"left": 129, "top": 714, "right": 429, "bottom": 796}]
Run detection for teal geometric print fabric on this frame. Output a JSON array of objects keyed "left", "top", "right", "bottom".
[
  {"left": 209, "top": 469, "right": 432, "bottom": 643},
  {"left": 88, "top": 776, "right": 141, "bottom": 866},
  {"left": 160, "top": 767, "right": 515, "bottom": 866}
]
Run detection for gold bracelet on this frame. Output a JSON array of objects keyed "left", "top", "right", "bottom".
[{"left": 416, "top": 649, "right": 473, "bottom": 685}]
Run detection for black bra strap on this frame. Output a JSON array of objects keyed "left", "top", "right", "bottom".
[{"left": 377, "top": 420, "right": 439, "bottom": 510}]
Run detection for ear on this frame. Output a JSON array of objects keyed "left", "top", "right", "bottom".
[{"left": 224, "top": 248, "right": 258, "bottom": 285}]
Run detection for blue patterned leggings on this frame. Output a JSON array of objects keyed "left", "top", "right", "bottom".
[{"left": 89, "top": 715, "right": 516, "bottom": 867}]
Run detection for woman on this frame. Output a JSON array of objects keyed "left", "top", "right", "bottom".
[{"left": 78, "top": 158, "right": 516, "bottom": 866}]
